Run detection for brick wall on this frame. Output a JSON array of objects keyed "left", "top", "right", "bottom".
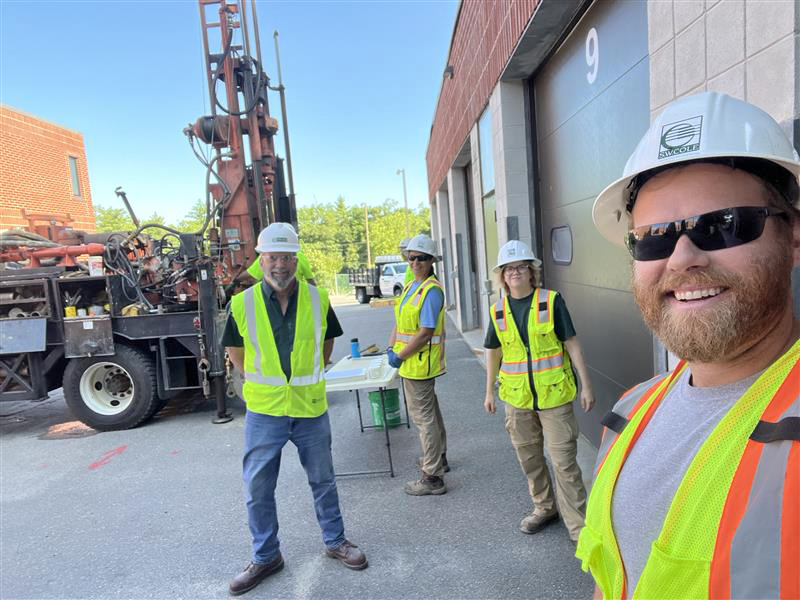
[
  {"left": 0, "top": 105, "right": 96, "bottom": 233},
  {"left": 426, "top": 0, "right": 539, "bottom": 201}
]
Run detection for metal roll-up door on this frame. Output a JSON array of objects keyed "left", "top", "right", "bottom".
[{"left": 533, "top": 0, "right": 653, "bottom": 446}]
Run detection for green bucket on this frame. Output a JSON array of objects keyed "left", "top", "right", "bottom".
[{"left": 369, "top": 388, "right": 401, "bottom": 429}]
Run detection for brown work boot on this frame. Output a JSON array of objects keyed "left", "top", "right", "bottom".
[
  {"left": 415, "top": 453, "right": 451, "bottom": 473},
  {"left": 404, "top": 473, "right": 447, "bottom": 496},
  {"left": 325, "top": 540, "right": 368, "bottom": 570},
  {"left": 520, "top": 511, "right": 558, "bottom": 534},
  {"left": 228, "top": 553, "right": 284, "bottom": 596}
]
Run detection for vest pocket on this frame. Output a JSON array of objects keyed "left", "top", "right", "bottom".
[
  {"left": 499, "top": 376, "right": 532, "bottom": 407},
  {"left": 535, "top": 369, "right": 577, "bottom": 409},
  {"left": 575, "top": 524, "right": 615, "bottom": 599},
  {"left": 533, "top": 331, "right": 560, "bottom": 354},
  {"left": 634, "top": 540, "right": 710, "bottom": 600}
]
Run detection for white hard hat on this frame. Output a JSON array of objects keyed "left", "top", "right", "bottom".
[
  {"left": 593, "top": 92, "right": 800, "bottom": 246},
  {"left": 399, "top": 237, "right": 411, "bottom": 251},
  {"left": 405, "top": 234, "right": 436, "bottom": 258},
  {"left": 255, "top": 222, "right": 300, "bottom": 253},
  {"left": 494, "top": 240, "right": 541, "bottom": 272}
]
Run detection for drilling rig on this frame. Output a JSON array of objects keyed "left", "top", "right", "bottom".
[{"left": 0, "top": 0, "right": 295, "bottom": 430}]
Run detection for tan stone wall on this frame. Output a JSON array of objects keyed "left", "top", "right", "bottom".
[{"left": 648, "top": 0, "right": 798, "bottom": 135}]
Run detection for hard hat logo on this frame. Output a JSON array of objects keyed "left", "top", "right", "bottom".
[
  {"left": 659, "top": 116, "right": 703, "bottom": 158},
  {"left": 274, "top": 237, "right": 287, "bottom": 242}
]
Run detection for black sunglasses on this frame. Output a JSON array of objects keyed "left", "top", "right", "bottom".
[
  {"left": 407, "top": 254, "right": 432, "bottom": 262},
  {"left": 626, "top": 206, "right": 787, "bottom": 261}
]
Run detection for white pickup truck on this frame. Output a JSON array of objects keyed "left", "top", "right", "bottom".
[{"left": 347, "top": 256, "right": 408, "bottom": 304}]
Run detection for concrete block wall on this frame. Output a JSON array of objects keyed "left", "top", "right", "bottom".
[
  {"left": 648, "top": 0, "right": 798, "bottom": 133},
  {"left": 468, "top": 124, "right": 490, "bottom": 327},
  {"left": 490, "top": 81, "right": 533, "bottom": 250},
  {"left": 0, "top": 106, "right": 96, "bottom": 232}
]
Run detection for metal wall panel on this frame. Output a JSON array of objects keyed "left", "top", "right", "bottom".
[{"left": 534, "top": 0, "right": 651, "bottom": 447}]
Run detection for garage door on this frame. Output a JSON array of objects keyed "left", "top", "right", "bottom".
[{"left": 533, "top": 0, "right": 652, "bottom": 446}]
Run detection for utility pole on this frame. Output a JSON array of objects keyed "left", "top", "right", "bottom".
[
  {"left": 364, "top": 204, "right": 371, "bottom": 266},
  {"left": 396, "top": 168, "right": 410, "bottom": 238}
]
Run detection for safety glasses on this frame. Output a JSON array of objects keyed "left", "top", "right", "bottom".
[
  {"left": 407, "top": 254, "right": 432, "bottom": 262},
  {"left": 626, "top": 206, "right": 787, "bottom": 261}
]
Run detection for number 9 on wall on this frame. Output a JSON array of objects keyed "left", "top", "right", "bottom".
[{"left": 585, "top": 27, "right": 599, "bottom": 85}]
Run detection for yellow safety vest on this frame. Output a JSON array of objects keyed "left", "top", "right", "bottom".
[
  {"left": 393, "top": 275, "right": 446, "bottom": 380},
  {"left": 490, "top": 288, "right": 576, "bottom": 410},
  {"left": 230, "top": 281, "right": 328, "bottom": 417},
  {"left": 576, "top": 339, "right": 800, "bottom": 599}
]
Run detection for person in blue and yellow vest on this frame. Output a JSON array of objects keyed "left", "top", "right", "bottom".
[
  {"left": 223, "top": 222, "right": 367, "bottom": 596},
  {"left": 387, "top": 233, "right": 449, "bottom": 496},
  {"left": 484, "top": 239, "right": 595, "bottom": 542},
  {"left": 580, "top": 92, "right": 799, "bottom": 599}
]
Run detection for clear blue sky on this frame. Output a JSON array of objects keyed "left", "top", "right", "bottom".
[{"left": 0, "top": 0, "right": 458, "bottom": 223}]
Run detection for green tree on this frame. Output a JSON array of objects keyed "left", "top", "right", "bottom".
[
  {"left": 367, "top": 199, "right": 431, "bottom": 260},
  {"left": 94, "top": 205, "right": 135, "bottom": 232},
  {"left": 177, "top": 200, "right": 208, "bottom": 233}
]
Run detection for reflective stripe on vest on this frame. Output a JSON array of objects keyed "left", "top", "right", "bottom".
[
  {"left": 710, "top": 373, "right": 800, "bottom": 599},
  {"left": 395, "top": 332, "right": 444, "bottom": 345},
  {"left": 241, "top": 283, "right": 323, "bottom": 387},
  {"left": 594, "top": 372, "right": 672, "bottom": 477},
  {"left": 535, "top": 287, "right": 550, "bottom": 324},
  {"left": 577, "top": 341, "right": 800, "bottom": 599},
  {"left": 493, "top": 302, "right": 507, "bottom": 332},
  {"left": 499, "top": 353, "right": 565, "bottom": 375}
]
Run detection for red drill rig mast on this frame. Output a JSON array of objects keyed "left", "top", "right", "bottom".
[{"left": 188, "top": 0, "right": 283, "bottom": 283}]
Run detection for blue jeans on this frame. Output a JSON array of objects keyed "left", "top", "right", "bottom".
[{"left": 243, "top": 410, "right": 346, "bottom": 564}]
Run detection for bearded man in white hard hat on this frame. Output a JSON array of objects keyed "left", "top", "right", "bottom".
[
  {"left": 577, "top": 92, "right": 800, "bottom": 599},
  {"left": 244, "top": 221, "right": 316, "bottom": 285},
  {"left": 483, "top": 239, "right": 595, "bottom": 542},
  {"left": 222, "top": 222, "right": 367, "bottom": 595},
  {"left": 387, "top": 233, "right": 450, "bottom": 495}
]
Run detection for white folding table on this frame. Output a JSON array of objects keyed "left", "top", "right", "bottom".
[{"left": 325, "top": 354, "right": 410, "bottom": 477}]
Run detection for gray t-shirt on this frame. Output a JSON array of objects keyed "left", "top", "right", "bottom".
[{"left": 610, "top": 368, "right": 762, "bottom": 592}]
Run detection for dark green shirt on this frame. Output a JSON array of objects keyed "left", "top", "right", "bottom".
[{"left": 222, "top": 280, "right": 343, "bottom": 380}]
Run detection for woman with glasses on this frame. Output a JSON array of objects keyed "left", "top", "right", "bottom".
[
  {"left": 483, "top": 240, "right": 594, "bottom": 542},
  {"left": 387, "top": 233, "right": 449, "bottom": 496}
]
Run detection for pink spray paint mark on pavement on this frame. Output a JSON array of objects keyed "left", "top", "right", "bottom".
[
  {"left": 88, "top": 445, "right": 128, "bottom": 470},
  {"left": 169, "top": 450, "right": 181, "bottom": 456}
]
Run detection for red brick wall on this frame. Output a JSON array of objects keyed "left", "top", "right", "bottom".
[
  {"left": 426, "top": 0, "right": 539, "bottom": 200},
  {"left": 0, "top": 106, "right": 96, "bottom": 233}
]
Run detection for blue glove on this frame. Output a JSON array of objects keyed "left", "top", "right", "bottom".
[{"left": 387, "top": 349, "right": 404, "bottom": 369}]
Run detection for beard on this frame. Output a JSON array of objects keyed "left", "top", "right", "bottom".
[
  {"left": 266, "top": 271, "right": 295, "bottom": 291},
  {"left": 632, "top": 250, "right": 792, "bottom": 363}
]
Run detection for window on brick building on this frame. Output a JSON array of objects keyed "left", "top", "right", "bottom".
[
  {"left": 69, "top": 156, "right": 81, "bottom": 197},
  {"left": 478, "top": 108, "right": 494, "bottom": 196}
]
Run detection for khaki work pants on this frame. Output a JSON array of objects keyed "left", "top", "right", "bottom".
[
  {"left": 504, "top": 401, "right": 587, "bottom": 540},
  {"left": 403, "top": 377, "right": 447, "bottom": 477}
]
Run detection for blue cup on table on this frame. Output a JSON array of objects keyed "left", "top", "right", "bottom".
[{"left": 351, "top": 338, "right": 361, "bottom": 358}]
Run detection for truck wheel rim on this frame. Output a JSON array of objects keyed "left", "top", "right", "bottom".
[{"left": 79, "top": 363, "right": 135, "bottom": 415}]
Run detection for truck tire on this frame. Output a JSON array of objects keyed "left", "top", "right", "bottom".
[
  {"left": 393, "top": 284, "right": 403, "bottom": 297},
  {"left": 62, "top": 344, "right": 159, "bottom": 431},
  {"left": 356, "top": 287, "right": 370, "bottom": 304}
]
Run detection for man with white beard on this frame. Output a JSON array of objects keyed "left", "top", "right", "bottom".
[
  {"left": 576, "top": 92, "right": 799, "bottom": 599},
  {"left": 223, "top": 223, "right": 368, "bottom": 596}
]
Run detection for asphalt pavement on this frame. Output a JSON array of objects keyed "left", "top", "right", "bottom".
[{"left": 0, "top": 302, "right": 596, "bottom": 599}]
